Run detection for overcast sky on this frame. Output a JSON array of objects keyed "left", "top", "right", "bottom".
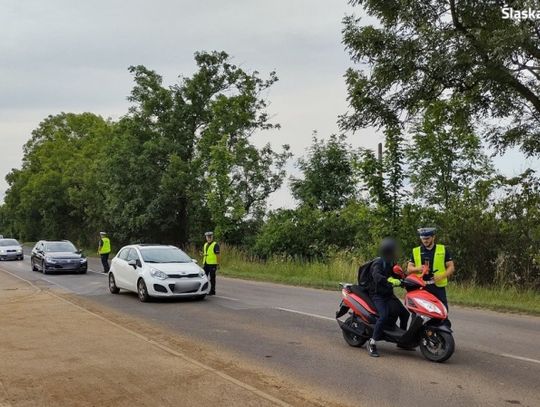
[{"left": 1, "top": 0, "right": 538, "bottom": 207}]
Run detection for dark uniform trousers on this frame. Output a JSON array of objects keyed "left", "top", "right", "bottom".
[
  {"left": 101, "top": 253, "right": 110, "bottom": 272},
  {"left": 204, "top": 264, "right": 217, "bottom": 294}
]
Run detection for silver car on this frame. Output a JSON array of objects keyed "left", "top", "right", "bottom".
[{"left": 0, "top": 238, "right": 24, "bottom": 261}]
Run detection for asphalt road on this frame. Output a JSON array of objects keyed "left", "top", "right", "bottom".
[{"left": 1, "top": 254, "right": 539, "bottom": 407}]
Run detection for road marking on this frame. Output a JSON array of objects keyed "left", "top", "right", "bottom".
[
  {"left": 214, "top": 295, "right": 241, "bottom": 301},
  {"left": 0, "top": 266, "right": 292, "bottom": 407},
  {"left": 500, "top": 353, "right": 540, "bottom": 365},
  {"left": 276, "top": 307, "right": 335, "bottom": 321},
  {"left": 88, "top": 269, "right": 106, "bottom": 276}
]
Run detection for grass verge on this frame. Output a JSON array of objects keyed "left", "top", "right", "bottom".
[{"left": 215, "top": 245, "right": 540, "bottom": 316}]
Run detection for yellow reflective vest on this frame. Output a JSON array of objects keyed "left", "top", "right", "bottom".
[
  {"left": 413, "top": 244, "right": 448, "bottom": 287},
  {"left": 203, "top": 241, "right": 218, "bottom": 265},
  {"left": 99, "top": 237, "right": 111, "bottom": 254}
]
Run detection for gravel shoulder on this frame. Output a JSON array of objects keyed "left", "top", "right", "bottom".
[{"left": 0, "top": 268, "right": 340, "bottom": 407}]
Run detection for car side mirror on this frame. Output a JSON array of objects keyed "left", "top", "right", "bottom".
[
  {"left": 191, "top": 259, "right": 197, "bottom": 263},
  {"left": 127, "top": 259, "right": 137, "bottom": 269}
]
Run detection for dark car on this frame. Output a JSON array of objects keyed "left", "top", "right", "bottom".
[
  {"left": 0, "top": 238, "right": 24, "bottom": 260},
  {"left": 31, "top": 240, "right": 87, "bottom": 274}
]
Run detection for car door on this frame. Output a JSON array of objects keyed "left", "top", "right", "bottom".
[
  {"left": 113, "top": 248, "right": 131, "bottom": 289},
  {"left": 32, "top": 242, "right": 44, "bottom": 270},
  {"left": 124, "top": 248, "right": 141, "bottom": 291}
]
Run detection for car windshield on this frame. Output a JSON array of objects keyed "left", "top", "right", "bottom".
[
  {"left": 139, "top": 247, "right": 192, "bottom": 263},
  {"left": 45, "top": 242, "right": 76, "bottom": 252},
  {"left": 0, "top": 239, "right": 20, "bottom": 246}
]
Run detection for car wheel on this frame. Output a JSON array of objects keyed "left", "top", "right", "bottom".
[
  {"left": 79, "top": 268, "right": 87, "bottom": 274},
  {"left": 109, "top": 273, "right": 120, "bottom": 294},
  {"left": 18, "top": 255, "right": 24, "bottom": 261},
  {"left": 137, "top": 278, "right": 150, "bottom": 302},
  {"left": 42, "top": 261, "right": 49, "bottom": 274}
]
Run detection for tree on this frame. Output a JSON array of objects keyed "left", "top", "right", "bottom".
[
  {"left": 407, "top": 100, "right": 493, "bottom": 210},
  {"left": 104, "top": 51, "right": 289, "bottom": 244},
  {"left": 342, "top": 0, "right": 540, "bottom": 156},
  {"left": 290, "top": 134, "right": 359, "bottom": 211}
]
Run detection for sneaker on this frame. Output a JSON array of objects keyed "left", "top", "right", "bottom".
[{"left": 367, "top": 340, "right": 379, "bottom": 357}]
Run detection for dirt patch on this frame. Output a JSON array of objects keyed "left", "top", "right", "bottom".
[{"left": 0, "top": 269, "right": 346, "bottom": 407}]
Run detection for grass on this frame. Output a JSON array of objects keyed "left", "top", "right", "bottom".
[{"left": 208, "top": 245, "right": 540, "bottom": 316}]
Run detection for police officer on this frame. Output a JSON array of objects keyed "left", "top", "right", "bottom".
[
  {"left": 203, "top": 231, "right": 220, "bottom": 296},
  {"left": 97, "top": 232, "right": 111, "bottom": 273},
  {"left": 407, "top": 227, "right": 454, "bottom": 325},
  {"left": 366, "top": 238, "right": 409, "bottom": 357}
]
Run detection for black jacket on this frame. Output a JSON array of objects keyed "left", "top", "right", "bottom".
[{"left": 369, "top": 257, "right": 395, "bottom": 297}]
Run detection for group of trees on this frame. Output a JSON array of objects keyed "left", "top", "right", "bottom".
[
  {"left": 1, "top": 1, "right": 539, "bottom": 287},
  {"left": 0, "top": 52, "right": 290, "bottom": 248}
]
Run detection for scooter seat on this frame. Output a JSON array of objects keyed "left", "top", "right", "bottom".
[{"left": 350, "top": 284, "right": 377, "bottom": 313}]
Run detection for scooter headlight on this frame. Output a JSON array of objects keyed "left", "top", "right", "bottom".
[{"left": 414, "top": 298, "right": 443, "bottom": 315}]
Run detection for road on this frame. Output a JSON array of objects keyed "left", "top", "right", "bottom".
[{"left": 1, "top": 253, "right": 539, "bottom": 407}]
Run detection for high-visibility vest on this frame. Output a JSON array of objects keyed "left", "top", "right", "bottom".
[
  {"left": 413, "top": 244, "right": 448, "bottom": 287},
  {"left": 203, "top": 241, "right": 218, "bottom": 265},
  {"left": 99, "top": 237, "right": 111, "bottom": 254}
]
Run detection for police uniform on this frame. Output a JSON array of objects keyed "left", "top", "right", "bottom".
[
  {"left": 203, "top": 233, "right": 220, "bottom": 295},
  {"left": 98, "top": 232, "right": 111, "bottom": 273}
]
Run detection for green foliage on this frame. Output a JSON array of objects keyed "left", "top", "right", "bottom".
[
  {"left": 407, "top": 100, "right": 494, "bottom": 210},
  {"left": 343, "top": 0, "right": 540, "bottom": 156},
  {"left": 290, "top": 134, "right": 359, "bottom": 211},
  {"left": 0, "top": 52, "right": 289, "bottom": 248}
]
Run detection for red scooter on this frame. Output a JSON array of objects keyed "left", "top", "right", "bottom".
[{"left": 336, "top": 267, "right": 455, "bottom": 362}]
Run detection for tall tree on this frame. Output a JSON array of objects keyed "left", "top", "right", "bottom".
[
  {"left": 342, "top": 0, "right": 540, "bottom": 156},
  {"left": 105, "top": 51, "right": 289, "bottom": 244},
  {"left": 407, "top": 100, "right": 493, "bottom": 210},
  {"left": 290, "top": 134, "right": 359, "bottom": 211}
]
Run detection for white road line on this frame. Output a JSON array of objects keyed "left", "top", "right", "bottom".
[
  {"left": 276, "top": 307, "right": 335, "bottom": 321},
  {"left": 500, "top": 353, "right": 540, "bottom": 365},
  {"left": 0, "top": 266, "right": 292, "bottom": 407},
  {"left": 214, "top": 295, "right": 241, "bottom": 301}
]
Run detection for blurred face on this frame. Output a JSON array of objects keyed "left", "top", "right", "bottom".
[
  {"left": 420, "top": 235, "right": 435, "bottom": 248},
  {"left": 205, "top": 235, "right": 213, "bottom": 243}
]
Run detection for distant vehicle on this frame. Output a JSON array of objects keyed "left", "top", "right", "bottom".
[
  {"left": 0, "top": 238, "right": 24, "bottom": 261},
  {"left": 108, "top": 244, "right": 210, "bottom": 302},
  {"left": 31, "top": 240, "right": 87, "bottom": 274}
]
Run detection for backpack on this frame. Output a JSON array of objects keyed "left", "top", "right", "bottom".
[{"left": 357, "top": 258, "right": 378, "bottom": 287}]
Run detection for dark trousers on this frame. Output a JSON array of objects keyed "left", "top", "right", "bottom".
[
  {"left": 100, "top": 253, "right": 110, "bottom": 272},
  {"left": 388, "top": 296, "right": 410, "bottom": 331},
  {"left": 426, "top": 285, "right": 452, "bottom": 327},
  {"left": 373, "top": 295, "right": 410, "bottom": 340},
  {"left": 204, "top": 264, "right": 217, "bottom": 294}
]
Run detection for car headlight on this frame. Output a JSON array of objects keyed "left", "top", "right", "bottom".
[
  {"left": 150, "top": 268, "right": 168, "bottom": 280},
  {"left": 80, "top": 258, "right": 87, "bottom": 263},
  {"left": 45, "top": 257, "right": 57, "bottom": 263},
  {"left": 0, "top": 249, "right": 5, "bottom": 254},
  {"left": 199, "top": 269, "right": 205, "bottom": 277},
  {"left": 17, "top": 248, "right": 22, "bottom": 253}
]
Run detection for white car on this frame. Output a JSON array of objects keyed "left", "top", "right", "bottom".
[
  {"left": 108, "top": 244, "right": 210, "bottom": 302},
  {"left": 0, "top": 238, "right": 24, "bottom": 261}
]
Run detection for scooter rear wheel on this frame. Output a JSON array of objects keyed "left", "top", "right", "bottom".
[
  {"left": 419, "top": 330, "right": 455, "bottom": 363},
  {"left": 342, "top": 316, "right": 368, "bottom": 347}
]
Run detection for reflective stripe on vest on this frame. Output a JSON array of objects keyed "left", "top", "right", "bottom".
[
  {"left": 203, "top": 241, "right": 218, "bottom": 265},
  {"left": 413, "top": 244, "right": 447, "bottom": 287},
  {"left": 99, "top": 237, "right": 111, "bottom": 254}
]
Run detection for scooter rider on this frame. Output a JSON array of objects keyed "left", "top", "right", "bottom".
[
  {"left": 407, "top": 227, "right": 455, "bottom": 326},
  {"left": 366, "top": 238, "right": 409, "bottom": 358}
]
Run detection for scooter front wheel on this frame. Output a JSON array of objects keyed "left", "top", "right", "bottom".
[
  {"left": 342, "top": 316, "right": 368, "bottom": 347},
  {"left": 419, "top": 330, "right": 455, "bottom": 363}
]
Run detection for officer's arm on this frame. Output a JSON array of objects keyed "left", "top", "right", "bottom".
[{"left": 434, "top": 260, "right": 455, "bottom": 282}]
